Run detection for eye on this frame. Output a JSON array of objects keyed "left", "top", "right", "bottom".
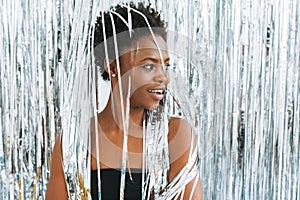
[
  {"left": 141, "top": 64, "right": 155, "bottom": 70},
  {"left": 163, "top": 64, "right": 171, "bottom": 71}
]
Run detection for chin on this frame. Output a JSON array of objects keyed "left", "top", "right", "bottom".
[
  {"left": 144, "top": 104, "right": 158, "bottom": 110},
  {"left": 145, "top": 102, "right": 161, "bottom": 110}
]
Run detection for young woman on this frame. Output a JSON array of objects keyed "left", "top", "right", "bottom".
[{"left": 46, "top": 2, "right": 203, "bottom": 199}]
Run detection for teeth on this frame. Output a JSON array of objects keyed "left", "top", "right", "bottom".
[{"left": 148, "top": 89, "right": 164, "bottom": 95}]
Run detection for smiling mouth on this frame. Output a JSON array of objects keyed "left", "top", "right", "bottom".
[{"left": 147, "top": 89, "right": 165, "bottom": 95}]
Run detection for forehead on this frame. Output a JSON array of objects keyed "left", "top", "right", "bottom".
[
  {"left": 119, "top": 34, "right": 169, "bottom": 65},
  {"left": 132, "top": 34, "right": 169, "bottom": 61},
  {"left": 134, "top": 34, "right": 168, "bottom": 51}
]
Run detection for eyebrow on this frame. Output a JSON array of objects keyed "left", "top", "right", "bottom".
[{"left": 140, "top": 57, "right": 170, "bottom": 63}]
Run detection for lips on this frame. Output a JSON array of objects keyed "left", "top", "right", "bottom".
[
  {"left": 147, "top": 88, "right": 165, "bottom": 101},
  {"left": 147, "top": 89, "right": 164, "bottom": 95}
]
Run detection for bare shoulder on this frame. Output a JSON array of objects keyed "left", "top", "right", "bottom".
[
  {"left": 168, "top": 117, "right": 194, "bottom": 178},
  {"left": 46, "top": 134, "right": 68, "bottom": 200},
  {"left": 168, "top": 117, "right": 193, "bottom": 141},
  {"left": 168, "top": 117, "right": 204, "bottom": 199}
]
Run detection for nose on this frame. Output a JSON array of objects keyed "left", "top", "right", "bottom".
[{"left": 154, "top": 66, "right": 169, "bottom": 84}]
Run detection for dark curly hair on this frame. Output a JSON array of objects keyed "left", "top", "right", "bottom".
[{"left": 93, "top": 2, "right": 167, "bottom": 80}]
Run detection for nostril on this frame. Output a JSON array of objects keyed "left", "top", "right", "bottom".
[{"left": 155, "top": 74, "right": 167, "bottom": 83}]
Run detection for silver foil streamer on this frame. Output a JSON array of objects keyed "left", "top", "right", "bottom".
[{"left": 0, "top": 0, "right": 299, "bottom": 199}]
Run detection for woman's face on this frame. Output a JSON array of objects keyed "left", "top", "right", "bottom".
[{"left": 116, "top": 34, "right": 170, "bottom": 110}]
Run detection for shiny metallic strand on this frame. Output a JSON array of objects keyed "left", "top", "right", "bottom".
[
  {"left": 1, "top": 0, "right": 300, "bottom": 199},
  {"left": 193, "top": 0, "right": 300, "bottom": 199},
  {"left": 1, "top": 0, "right": 56, "bottom": 199}
]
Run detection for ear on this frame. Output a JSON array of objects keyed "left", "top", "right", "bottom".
[{"left": 104, "top": 59, "right": 117, "bottom": 76}]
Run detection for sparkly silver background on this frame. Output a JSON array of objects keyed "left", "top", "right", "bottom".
[{"left": 0, "top": 0, "right": 299, "bottom": 199}]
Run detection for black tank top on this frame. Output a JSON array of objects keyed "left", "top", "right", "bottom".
[{"left": 91, "top": 169, "right": 142, "bottom": 200}]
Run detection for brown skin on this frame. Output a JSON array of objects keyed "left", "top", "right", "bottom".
[
  {"left": 46, "top": 136, "right": 68, "bottom": 199},
  {"left": 46, "top": 35, "right": 203, "bottom": 199},
  {"left": 168, "top": 117, "right": 204, "bottom": 199}
]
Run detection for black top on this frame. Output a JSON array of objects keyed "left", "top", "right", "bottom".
[{"left": 91, "top": 169, "right": 142, "bottom": 200}]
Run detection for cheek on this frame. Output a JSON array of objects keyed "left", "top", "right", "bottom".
[
  {"left": 130, "top": 71, "right": 153, "bottom": 93},
  {"left": 130, "top": 86, "right": 146, "bottom": 99},
  {"left": 165, "top": 72, "right": 170, "bottom": 85}
]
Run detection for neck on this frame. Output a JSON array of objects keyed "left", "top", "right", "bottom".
[{"left": 99, "top": 96, "right": 145, "bottom": 133}]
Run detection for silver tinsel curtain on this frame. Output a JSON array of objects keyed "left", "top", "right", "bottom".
[{"left": 0, "top": 0, "right": 299, "bottom": 199}]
